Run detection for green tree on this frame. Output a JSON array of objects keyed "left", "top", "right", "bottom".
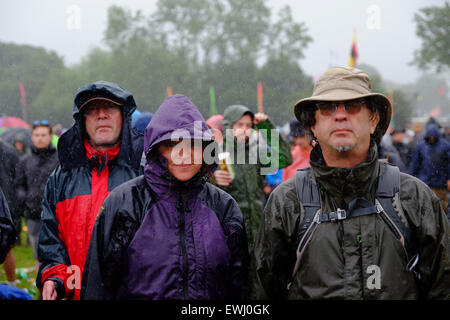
[
  {"left": 103, "top": 6, "right": 149, "bottom": 51},
  {"left": 76, "top": 36, "right": 195, "bottom": 114},
  {"left": 258, "top": 57, "right": 313, "bottom": 125},
  {"left": 99, "top": 1, "right": 312, "bottom": 125},
  {"left": 213, "top": 58, "right": 260, "bottom": 112},
  {"left": 413, "top": 2, "right": 450, "bottom": 73},
  {"left": 0, "top": 42, "right": 64, "bottom": 121},
  {"left": 32, "top": 67, "right": 84, "bottom": 128},
  {"left": 390, "top": 89, "right": 413, "bottom": 130},
  {"left": 151, "top": 0, "right": 271, "bottom": 65},
  {"left": 397, "top": 73, "right": 450, "bottom": 117},
  {"left": 356, "top": 63, "right": 386, "bottom": 94},
  {"left": 107, "top": 0, "right": 311, "bottom": 68},
  {"left": 356, "top": 63, "right": 413, "bottom": 128},
  {"left": 265, "top": 6, "right": 312, "bottom": 62}
]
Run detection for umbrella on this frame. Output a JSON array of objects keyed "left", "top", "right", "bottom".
[{"left": 0, "top": 116, "right": 30, "bottom": 129}]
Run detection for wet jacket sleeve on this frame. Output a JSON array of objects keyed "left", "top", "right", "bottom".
[
  {"left": 1, "top": 147, "right": 19, "bottom": 219},
  {"left": 403, "top": 176, "right": 450, "bottom": 299},
  {"left": 36, "top": 171, "right": 72, "bottom": 298},
  {"left": 220, "top": 193, "right": 250, "bottom": 300},
  {"left": 80, "top": 202, "right": 115, "bottom": 300},
  {"left": 81, "top": 182, "right": 143, "bottom": 300},
  {"left": 251, "top": 178, "right": 299, "bottom": 299},
  {"left": 0, "top": 187, "right": 16, "bottom": 264},
  {"left": 256, "top": 118, "right": 293, "bottom": 171},
  {"left": 14, "top": 158, "right": 27, "bottom": 214}
]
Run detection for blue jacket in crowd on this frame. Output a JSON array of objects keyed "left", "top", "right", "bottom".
[{"left": 409, "top": 124, "right": 450, "bottom": 189}]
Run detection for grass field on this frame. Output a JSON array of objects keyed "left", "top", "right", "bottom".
[{"left": 0, "top": 221, "right": 40, "bottom": 300}]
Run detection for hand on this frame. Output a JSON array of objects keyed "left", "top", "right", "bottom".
[
  {"left": 42, "top": 280, "right": 58, "bottom": 300},
  {"left": 214, "top": 170, "right": 233, "bottom": 186},
  {"left": 263, "top": 185, "right": 273, "bottom": 195},
  {"left": 253, "top": 112, "right": 268, "bottom": 125},
  {"left": 447, "top": 179, "right": 450, "bottom": 191}
]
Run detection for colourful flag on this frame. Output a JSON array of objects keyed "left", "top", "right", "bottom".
[
  {"left": 257, "top": 81, "right": 264, "bottom": 114},
  {"left": 167, "top": 86, "right": 173, "bottom": 97},
  {"left": 19, "top": 81, "right": 27, "bottom": 107},
  {"left": 209, "top": 87, "right": 217, "bottom": 116},
  {"left": 348, "top": 31, "right": 358, "bottom": 67},
  {"left": 429, "top": 107, "right": 441, "bottom": 118}
]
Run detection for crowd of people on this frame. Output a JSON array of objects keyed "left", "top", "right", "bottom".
[{"left": 0, "top": 66, "right": 449, "bottom": 300}]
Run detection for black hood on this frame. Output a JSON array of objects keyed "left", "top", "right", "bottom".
[{"left": 57, "top": 81, "right": 143, "bottom": 172}]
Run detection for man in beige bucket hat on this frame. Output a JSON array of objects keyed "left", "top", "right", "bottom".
[{"left": 252, "top": 66, "right": 450, "bottom": 299}]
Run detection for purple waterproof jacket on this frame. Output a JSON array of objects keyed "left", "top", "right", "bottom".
[{"left": 81, "top": 95, "right": 249, "bottom": 300}]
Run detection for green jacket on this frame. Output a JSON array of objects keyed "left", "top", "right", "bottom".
[
  {"left": 217, "top": 105, "right": 292, "bottom": 251},
  {"left": 252, "top": 143, "right": 450, "bottom": 299}
]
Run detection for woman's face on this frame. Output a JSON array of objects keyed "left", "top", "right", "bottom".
[{"left": 158, "top": 139, "right": 204, "bottom": 181}]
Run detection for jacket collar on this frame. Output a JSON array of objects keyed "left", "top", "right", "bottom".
[
  {"left": 310, "top": 142, "right": 380, "bottom": 208},
  {"left": 31, "top": 144, "right": 56, "bottom": 156},
  {"left": 84, "top": 139, "right": 120, "bottom": 175},
  {"left": 84, "top": 139, "right": 120, "bottom": 162}
]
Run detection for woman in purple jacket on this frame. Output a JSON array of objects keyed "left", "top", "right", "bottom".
[{"left": 81, "top": 94, "right": 249, "bottom": 300}]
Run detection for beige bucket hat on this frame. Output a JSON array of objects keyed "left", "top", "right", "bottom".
[{"left": 294, "top": 66, "right": 392, "bottom": 142}]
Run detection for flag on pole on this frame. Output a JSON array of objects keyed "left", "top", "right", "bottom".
[
  {"left": 167, "top": 86, "right": 173, "bottom": 97},
  {"left": 19, "top": 81, "right": 28, "bottom": 121},
  {"left": 19, "top": 81, "right": 27, "bottom": 107},
  {"left": 209, "top": 87, "right": 217, "bottom": 116},
  {"left": 429, "top": 107, "right": 441, "bottom": 118},
  {"left": 257, "top": 81, "right": 264, "bottom": 114},
  {"left": 348, "top": 30, "right": 358, "bottom": 67}
]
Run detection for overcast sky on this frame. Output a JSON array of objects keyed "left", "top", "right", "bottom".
[{"left": 0, "top": 0, "right": 445, "bottom": 85}]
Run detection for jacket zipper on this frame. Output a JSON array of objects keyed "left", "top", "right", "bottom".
[{"left": 177, "top": 188, "right": 189, "bottom": 299}]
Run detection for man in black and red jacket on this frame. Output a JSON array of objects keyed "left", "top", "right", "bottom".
[{"left": 36, "top": 81, "right": 143, "bottom": 300}]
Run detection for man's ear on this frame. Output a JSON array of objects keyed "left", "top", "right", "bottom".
[
  {"left": 310, "top": 123, "right": 316, "bottom": 137},
  {"left": 370, "top": 111, "right": 380, "bottom": 134}
]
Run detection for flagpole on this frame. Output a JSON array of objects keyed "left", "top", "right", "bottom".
[
  {"left": 257, "top": 81, "right": 264, "bottom": 114},
  {"left": 209, "top": 87, "right": 217, "bottom": 116}
]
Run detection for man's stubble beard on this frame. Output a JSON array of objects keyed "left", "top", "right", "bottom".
[{"left": 332, "top": 144, "right": 355, "bottom": 153}]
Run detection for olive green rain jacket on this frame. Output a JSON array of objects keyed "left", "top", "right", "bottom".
[
  {"left": 218, "top": 105, "right": 292, "bottom": 252},
  {"left": 252, "top": 143, "right": 450, "bottom": 299}
]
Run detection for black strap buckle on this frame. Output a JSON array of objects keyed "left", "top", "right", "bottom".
[{"left": 324, "top": 208, "right": 347, "bottom": 222}]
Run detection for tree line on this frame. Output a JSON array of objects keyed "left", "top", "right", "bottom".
[{"left": 0, "top": 0, "right": 448, "bottom": 129}]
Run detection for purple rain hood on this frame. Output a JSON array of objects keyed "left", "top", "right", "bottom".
[
  {"left": 143, "top": 94, "right": 216, "bottom": 192},
  {"left": 81, "top": 95, "right": 248, "bottom": 300}
]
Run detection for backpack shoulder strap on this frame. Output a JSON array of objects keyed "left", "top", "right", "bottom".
[
  {"left": 294, "top": 168, "right": 321, "bottom": 252},
  {"left": 376, "top": 162, "right": 416, "bottom": 260},
  {"left": 287, "top": 168, "right": 321, "bottom": 290}
]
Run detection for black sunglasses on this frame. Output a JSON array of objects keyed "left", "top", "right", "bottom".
[{"left": 315, "top": 99, "right": 366, "bottom": 116}]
